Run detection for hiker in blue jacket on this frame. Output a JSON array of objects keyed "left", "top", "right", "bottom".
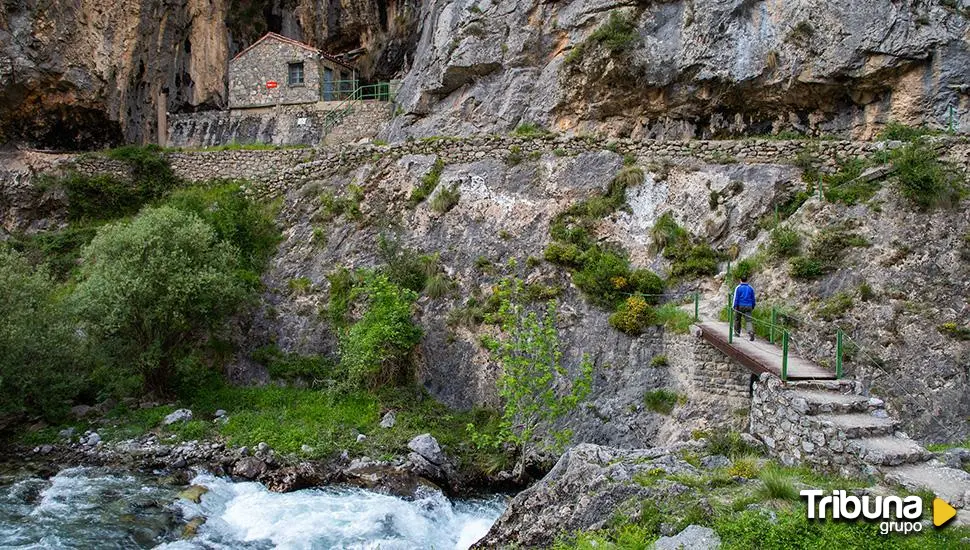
[{"left": 733, "top": 276, "right": 756, "bottom": 341}]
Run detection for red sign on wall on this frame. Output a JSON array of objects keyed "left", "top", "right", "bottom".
[{"left": 266, "top": 81, "right": 278, "bottom": 89}]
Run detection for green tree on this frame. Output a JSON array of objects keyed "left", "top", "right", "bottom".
[
  {"left": 0, "top": 248, "right": 84, "bottom": 420},
  {"left": 72, "top": 206, "right": 247, "bottom": 395},
  {"left": 472, "top": 279, "right": 593, "bottom": 480}
]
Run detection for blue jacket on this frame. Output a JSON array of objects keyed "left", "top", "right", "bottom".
[{"left": 734, "top": 283, "right": 756, "bottom": 308}]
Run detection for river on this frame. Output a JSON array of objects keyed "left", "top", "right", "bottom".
[{"left": 0, "top": 467, "right": 506, "bottom": 549}]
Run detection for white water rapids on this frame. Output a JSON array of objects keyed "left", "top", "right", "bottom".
[{"left": 0, "top": 467, "right": 506, "bottom": 549}]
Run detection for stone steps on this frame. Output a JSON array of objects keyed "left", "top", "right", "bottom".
[
  {"left": 847, "top": 436, "right": 931, "bottom": 466},
  {"left": 791, "top": 390, "right": 875, "bottom": 415},
  {"left": 884, "top": 463, "right": 970, "bottom": 509},
  {"left": 814, "top": 413, "right": 898, "bottom": 439}
]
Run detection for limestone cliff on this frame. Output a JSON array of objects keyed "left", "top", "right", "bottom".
[{"left": 390, "top": 0, "right": 970, "bottom": 140}]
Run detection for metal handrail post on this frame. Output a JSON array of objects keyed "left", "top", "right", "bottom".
[
  {"left": 769, "top": 307, "right": 777, "bottom": 344},
  {"left": 728, "top": 291, "right": 734, "bottom": 344},
  {"left": 782, "top": 330, "right": 789, "bottom": 381},
  {"left": 693, "top": 291, "right": 699, "bottom": 322},
  {"left": 836, "top": 328, "right": 844, "bottom": 379}
]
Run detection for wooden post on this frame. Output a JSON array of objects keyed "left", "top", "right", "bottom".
[{"left": 156, "top": 92, "right": 168, "bottom": 147}]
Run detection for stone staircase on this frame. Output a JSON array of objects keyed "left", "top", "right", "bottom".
[{"left": 750, "top": 376, "right": 970, "bottom": 524}]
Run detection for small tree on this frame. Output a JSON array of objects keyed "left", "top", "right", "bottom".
[
  {"left": 0, "top": 248, "right": 84, "bottom": 420},
  {"left": 471, "top": 279, "right": 593, "bottom": 479},
  {"left": 72, "top": 206, "right": 246, "bottom": 395}
]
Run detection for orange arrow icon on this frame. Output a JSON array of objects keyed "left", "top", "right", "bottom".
[{"left": 933, "top": 498, "right": 957, "bottom": 527}]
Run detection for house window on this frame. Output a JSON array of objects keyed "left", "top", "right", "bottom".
[{"left": 288, "top": 62, "right": 304, "bottom": 86}]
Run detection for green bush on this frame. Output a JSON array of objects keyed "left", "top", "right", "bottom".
[
  {"left": 878, "top": 121, "right": 938, "bottom": 142},
  {"left": 822, "top": 156, "right": 882, "bottom": 205},
  {"left": 650, "top": 354, "right": 668, "bottom": 367},
  {"left": 252, "top": 345, "right": 332, "bottom": 383},
  {"left": 609, "top": 295, "right": 655, "bottom": 335},
  {"left": 731, "top": 258, "right": 758, "bottom": 281},
  {"left": 588, "top": 11, "right": 639, "bottom": 53},
  {"left": 430, "top": 184, "right": 461, "bottom": 213},
  {"left": 655, "top": 303, "right": 695, "bottom": 333},
  {"left": 572, "top": 247, "right": 656, "bottom": 309},
  {"left": 891, "top": 141, "right": 965, "bottom": 209},
  {"left": 789, "top": 256, "right": 825, "bottom": 279},
  {"left": 339, "top": 274, "right": 423, "bottom": 389},
  {"left": 0, "top": 248, "right": 85, "bottom": 419},
  {"left": 7, "top": 224, "right": 98, "bottom": 281},
  {"left": 72, "top": 206, "right": 247, "bottom": 395},
  {"left": 789, "top": 227, "right": 868, "bottom": 280},
  {"left": 409, "top": 159, "right": 445, "bottom": 206},
  {"left": 318, "top": 184, "right": 364, "bottom": 221},
  {"left": 644, "top": 389, "right": 679, "bottom": 414},
  {"left": 817, "top": 292, "right": 854, "bottom": 321},
  {"left": 377, "top": 235, "right": 438, "bottom": 293},
  {"left": 651, "top": 213, "right": 720, "bottom": 279},
  {"left": 163, "top": 181, "right": 280, "bottom": 274},
  {"left": 706, "top": 431, "right": 761, "bottom": 458},
  {"left": 469, "top": 281, "right": 592, "bottom": 478},
  {"left": 768, "top": 226, "right": 801, "bottom": 258}
]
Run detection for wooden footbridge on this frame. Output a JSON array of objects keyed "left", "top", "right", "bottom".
[{"left": 695, "top": 320, "right": 836, "bottom": 380}]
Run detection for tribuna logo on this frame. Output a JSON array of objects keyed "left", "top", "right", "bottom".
[{"left": 801, "top": 490, "right": 924, "bottom": 535}]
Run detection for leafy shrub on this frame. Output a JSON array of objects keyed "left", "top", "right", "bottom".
[
  {"left": 164, "top": 181, "right": 280, "bottom": 274},
  {"left": 339, "top": 274, "right": 422, "bottom": 389},
  {"left": 409, "top": 159, "right": 445, "bottom": 206},
  {"left": 728, "top": 455, "right": 759, "bottom": 478},
  {"left": 644, "top": 389, "right": 679, "bottom": 414},
  {"left": 506, "top": 145, "right": 524, "bottom": 166},
  {"left": 377, "top": 235, "right": 438, "bottom": 293},
  {"left": 891, "top": 141, "right": 965, "bottom": 209},
  {"left": 650, "top": 354, "right": 668, "bottom": 367},
  {"left": 572, "top": 248, "right": 662, "bottom": 309},
  {"left": 817, "top": 292, "right": 854, "bottom": 321},
  {"left": 609, "top": 295, "right": 654, "bottom": 335},
  {"left": 822, "top": 156, "right": 882, "bottom": 205},
  {"left": 288, "top": 277, "right": 313, "bottom": 295},
  {"left": 789, "top": 226, "right": 868, "bottom": 280},
  {"left": 878, "top": 122, "right": 938, "bottom": 142},
  {"left": 731, "top": 258, "right": 758, "bottom": 281},
  {"left": 0, "top": 248, "right": 85, "bottom": 419},
  {"left": 423, "top": 274, "right": 452, "bottom": 298},
  {"left": 651, "top": 213, "right": 720, "bottom": 279},
  {"left": 318, "top": 184, "right": 364, "bottom": 221},
  {"left": 589, "top": 11, "right": 639, "bottom": 53},
  {"left": 72, "top": 207, "right": 247, "bottom": 395},
  {"left": 430, "top": 184, "right": 461, "bottom": 213},
  {"left": 768, "top": 226, "right": 801, "bottom": 258},
  {"left": 251, "top": 345, "right": 331, "bottom": 383},
  {"left": 7, "top": 224, "right": 98, "bottom": 281},
  {"left": 469, "top": 281, "right": 593, "bottom": 478}
]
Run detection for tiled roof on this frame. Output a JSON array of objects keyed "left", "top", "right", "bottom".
[{"left": 231, "top": 32, "right": 356, "bottom": 70}]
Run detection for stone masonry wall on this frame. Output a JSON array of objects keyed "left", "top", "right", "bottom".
[
  {"left": 659, "top": 329, "right": 752, "bottom": 442},
  {"left": 229, "top": 38, "right": 322, "bottom": 108},
  {"left": 168, "top": 101, "right": 392, "bottom": 148},
  {"left": 322, "top": 102, "right": 394, "bottom": 145},
  {"left": 69, "top": 135, "right": 970, "bottom": 200},
  {"left": 749, "top": 375, "right": 885, "bottom": 476}
]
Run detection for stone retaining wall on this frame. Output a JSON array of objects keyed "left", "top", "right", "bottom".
[
  {"left": 749, "top": 375, "right": 880, "bottom": 475},
  {"left": 664, "top": 329, "right": 753, "bottom": 403},
  {"left": 168, "top": 101, "right": 392, "bottom": 149},
  {"left": 68, "top": 135, "right": 970, "bottom": 200}
]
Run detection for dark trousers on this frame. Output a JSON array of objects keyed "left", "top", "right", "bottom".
[{"left": 734, "top": 306, "right": 753, "bottom": 335}]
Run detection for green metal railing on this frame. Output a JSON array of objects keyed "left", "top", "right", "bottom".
[{"left": 320, "top": 82, "right": 395, "bottom": 136}]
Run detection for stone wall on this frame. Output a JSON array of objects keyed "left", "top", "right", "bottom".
[
  {"left": 749, "top": 375, "right": 886, "bottom": 476},
  {"left": 323, "top": 102, "right": 394, "bottom": 145},
  {"left": 658, "top": 329, "right": 753, "bottom": 442},
  {"left": 69, "top": 135, "right": 970, "bottom": 201},
  {"left": 168, "top": 101, "right": 392, "bottom": 148},
  {"left": 229, "top": 36, "right": 324, "bottom": 109}
]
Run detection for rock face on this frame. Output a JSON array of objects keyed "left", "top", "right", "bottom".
[
  {"left": 390, "top": 0, "right": 970, "bottom": 140},
  {"left": 655, "top": 525, "right": 721, "bottom": 550},
  {"left": 473, "top": 443, "right": 699, "bottom": 548}
]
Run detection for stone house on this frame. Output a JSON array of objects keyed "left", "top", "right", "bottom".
[{"left": 228, "top": 32, "right": 357, "bottom": 109}]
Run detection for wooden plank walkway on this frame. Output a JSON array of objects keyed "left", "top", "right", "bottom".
[{"left": 696, "top": 321, "right": 836, "bottom": 380}]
